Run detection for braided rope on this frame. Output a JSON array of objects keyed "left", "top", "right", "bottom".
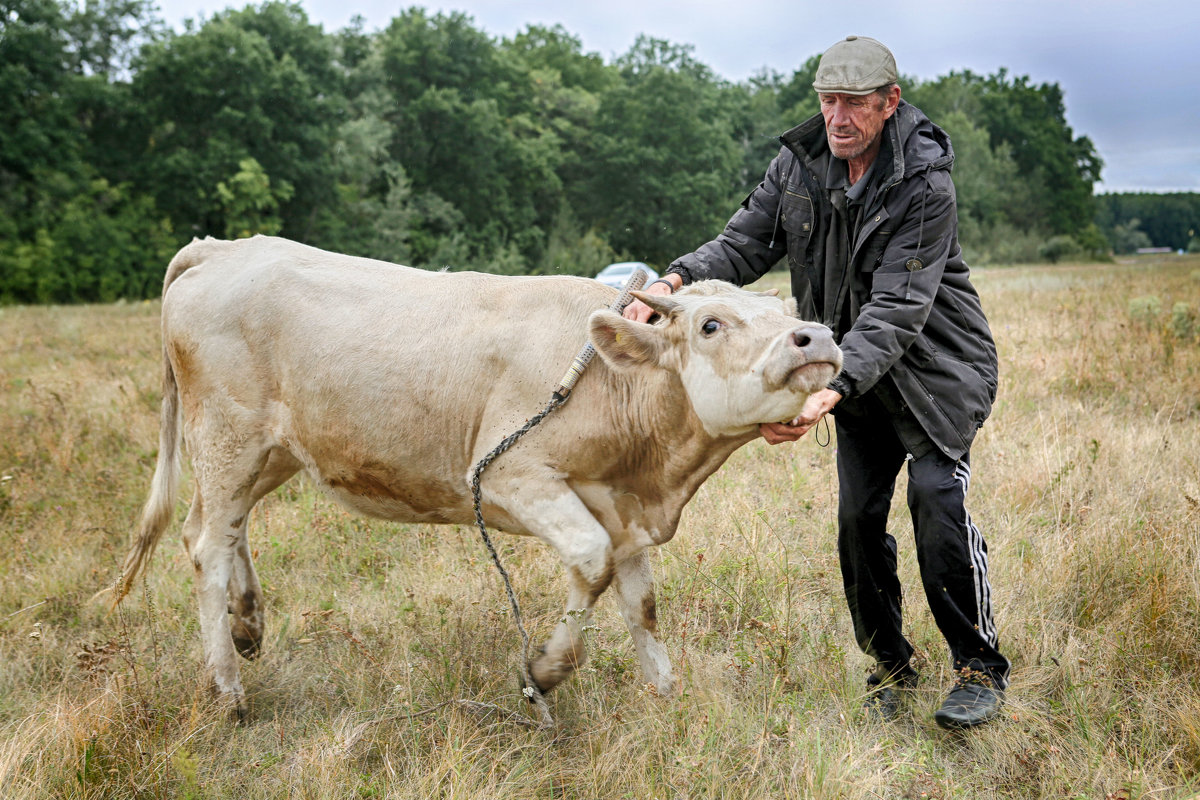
[{"left": 469, "top": 396, "right": 564, "bottom": 729}]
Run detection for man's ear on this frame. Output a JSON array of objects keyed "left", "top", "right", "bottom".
[
  {"left": 589, "top": 310, "right": 667, "bottom": 370},
  {"left": 883, "top": 83, "right": 902, "bottom": 118}
]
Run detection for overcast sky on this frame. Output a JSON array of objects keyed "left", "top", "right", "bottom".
[{"left": 152, "top": 0, "right": 1200, "bottom": 194}]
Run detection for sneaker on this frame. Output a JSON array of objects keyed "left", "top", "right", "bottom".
[
  {"left": 862, "top": 665, "right": 918, "bottom": 722},
  {"left": 933, "top": 673, "right": 1004, "bottom": 730}
]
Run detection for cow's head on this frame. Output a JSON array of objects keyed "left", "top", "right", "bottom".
[{"left": 590, "top": 281, "right": 843, "bottom": 437}]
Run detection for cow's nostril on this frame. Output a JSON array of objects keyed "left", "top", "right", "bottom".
[{"left": 793, "top": 331, "right": 812, "bottom": 348}]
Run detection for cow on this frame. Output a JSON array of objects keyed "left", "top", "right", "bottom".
[{"left": 109, "top": 235, "right": 842, "bottom": 718}]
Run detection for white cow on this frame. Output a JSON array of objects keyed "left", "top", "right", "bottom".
[{"left": 110, "top": 236, "right": 841, "bottom": 718}]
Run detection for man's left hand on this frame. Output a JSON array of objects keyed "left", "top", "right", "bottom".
[
  {"left": 759, "top": 388, "right": 842, "bottom": 445},
  {"left": 623, "top": 273, "right": 682, "bottom": 322}
]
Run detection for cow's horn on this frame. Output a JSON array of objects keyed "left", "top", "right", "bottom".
[{"left": 629, "top": 290, "right": 681, "bottom": 318}]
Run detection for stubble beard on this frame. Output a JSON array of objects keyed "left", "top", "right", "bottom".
[{"left": 827, "top": 131, "right": 868, "bottom": 162}]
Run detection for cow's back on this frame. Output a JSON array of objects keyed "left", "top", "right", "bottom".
[{"left": 162, "top": 236, "right": 617, "bottom": 523}]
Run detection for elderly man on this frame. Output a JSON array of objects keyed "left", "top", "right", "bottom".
[{"left": 627, "top": 36, "right": 1009, "bottom": 729}]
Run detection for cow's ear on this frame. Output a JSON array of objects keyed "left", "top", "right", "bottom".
[
  {"left": 783, "top": 296, "right": 798, "bottom": 317},
  {"left": 589, "top": 310, "right": 666, "bottom": 370}
]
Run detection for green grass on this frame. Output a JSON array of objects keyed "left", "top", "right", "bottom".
[{"left": 1, "top": 256, "right": 1199, "bottom": 798}]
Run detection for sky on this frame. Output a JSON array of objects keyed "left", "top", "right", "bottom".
[{"left": 151, "top": 0, "right": 1200, "bottom": 194}]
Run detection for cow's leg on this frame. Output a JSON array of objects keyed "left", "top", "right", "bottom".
[
  {"left": 227, "top": 449, "right": 301, "bottom": 660},
  {"left": 499, "top": 488, "right": 614, "bottom": 693},
  {"left": 182, "top": 441, "right": 270, "bottom": 720},
  {"left": 611, "top": 549, "right": 675, "bottom": 695}
]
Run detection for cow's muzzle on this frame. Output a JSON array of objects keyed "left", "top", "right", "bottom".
[{"left": 779, "top": 323, "right": 842, "bottom": 391}]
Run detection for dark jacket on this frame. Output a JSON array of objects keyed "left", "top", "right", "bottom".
[{"left": 667, "top": 101, "right": 998, "bottom": 460}]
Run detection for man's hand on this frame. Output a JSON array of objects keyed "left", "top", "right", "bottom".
[
  {"left": 759, "top": 388, "right": 842, "bottom": 445},
  {"left": 623, "top": 273, "right": 683, "bottom": 322}
]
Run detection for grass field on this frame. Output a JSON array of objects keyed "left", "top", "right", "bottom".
[{"left": 1, "top": 255, "right": 1198, "bottom": 799}]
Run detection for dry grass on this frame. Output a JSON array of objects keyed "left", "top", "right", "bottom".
[{"left": 1, "top": 256, "right": 1198, "bottom": 798}]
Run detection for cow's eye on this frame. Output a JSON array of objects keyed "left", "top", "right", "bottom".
[{"left": 701, "top": 318, "right": 722, "bottom": 336}]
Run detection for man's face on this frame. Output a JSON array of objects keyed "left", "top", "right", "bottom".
[{"left": 819, "top": 88, "right": 900, "bottom": 162}]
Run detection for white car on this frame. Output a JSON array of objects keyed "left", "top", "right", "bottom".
[{"left": 594, "top": 261, "right": 658, "bottom": 289}]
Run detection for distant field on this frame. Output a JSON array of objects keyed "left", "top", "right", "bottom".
[{"left": 1, "top": 255, "right": 1198, "bottom": 798}]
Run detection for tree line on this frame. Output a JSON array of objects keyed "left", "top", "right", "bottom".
[
  {"left": 1095, "top": 192, "right": 1200, "bottom": 255},
  {"left": 1, "top": 0, "right": 1189, "bottom": 305}
]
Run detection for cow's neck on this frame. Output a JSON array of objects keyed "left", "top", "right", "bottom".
[{"left": 591, "top": 365, "right": 758, "bottom": 543}]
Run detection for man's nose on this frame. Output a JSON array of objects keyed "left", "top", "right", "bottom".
[{"left": 829, "top": 102, "right": 852, "bottom": 127}]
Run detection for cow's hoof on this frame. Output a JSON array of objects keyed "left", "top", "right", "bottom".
[
  {"left": 232, "top": 633, "right": 262, "bottom": 660},
  {"left": 517, "top": 667, "right": 551, "bottom": 702},
  {"left": 230, "top": 618, "right": 263, "bottom": 660},
  {"left": 206, "top": 680, "right": 250, "bottom": 723}
]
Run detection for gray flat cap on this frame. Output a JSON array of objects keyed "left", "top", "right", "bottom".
[{"left": 812, "top": 35, "right": 898, "bottom": 95}]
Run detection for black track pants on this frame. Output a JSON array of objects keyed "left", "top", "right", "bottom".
[{"left": 834, "top": 408, "right": 1010, "bottom": 687}]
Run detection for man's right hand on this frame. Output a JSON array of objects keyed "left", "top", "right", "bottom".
[
  {"left": 623, "top": 273, "right": 683, "bottom": 322},
  {"left": 759, "top": 388, "right": 842, "bottom": 445}
]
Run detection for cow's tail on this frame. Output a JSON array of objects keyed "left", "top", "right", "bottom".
[{"left": 104, "top": 240, "right": 209, "bottom": 607}]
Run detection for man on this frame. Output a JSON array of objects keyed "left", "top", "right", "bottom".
[{"left": 626, "top": 35, "right": 1009, "bottom": 729}]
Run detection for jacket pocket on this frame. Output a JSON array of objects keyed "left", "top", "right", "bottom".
[
  {"left": 780, "top": 189, "right": 813, "bottom": 267},
  {"left": 905, "top": 336, "right": 937, "bottom": 367},
  {"left": 909, "top": 350, "right": 994, "bottom": 447},
  {"left": 856, "top": 227, "right": 893, "bottom": 273}
]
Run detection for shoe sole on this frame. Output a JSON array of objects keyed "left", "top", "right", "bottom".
[{"left": 933, "top": 708, "right": 1000, "bottom": 730}]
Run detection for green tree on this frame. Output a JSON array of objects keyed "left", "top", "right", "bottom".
[
  {"left": 0, "top": 4, "right": 1125, "bottom": 299},
  {"left": 0, "top": 0, "right": 80, "bottom": 199},
  {"left": 501, "top": 24, "right": 618, "bottom": 273},
  {"left": 504, "top": 23, "right": 612, "bottom": 94},
  {"left": 1111, "top": 218, "right": 1153, "bottom": 254},
  {"left": 724, "top": 69, "right": 788, "bottom": 193},
  {"left": 376, "top": 10, "right": 569, "bottom": 268},
  {"left": 908, "top": 70, "right": 1108, "bottom": 262},
  {"left": 776, "top": 54, "right": 821, "bottom": 123},
  {"left": 1074, "top": 223, "right": 1112, "bottom": 260},
  {"left": 1038, "top": 234, "right": 1083, "bottom": 264},
  {"left": 903, "top": 70, "right": 982, "bottom": 122},
  {"left": 0, "top": 230, "right": 55, "bottom": 304},
  {"left": 973, "top": 70, "right": 1102, "bottom": 237},
  {"left": 48, "top": 177, "right": 176, "bottom": 301},
  {"left": 935, "top": 110, "right": 1017, "bottom": 229},
  {"left": 63, "top": 0, "right": 162, "bottom": 77},
  {"left": 572, "top": 36, "right": 740, "bottom": 264},
  {"left": 130, "top": 2, "right": 339, "bottom": 240},
  {"left": 0, "top": 176, "right": 174, "bottom": 304},
  {"left": 64, "top": 0, "right": 163, "bottom": 184},
  {"left": 215, "top": 157, "right": 292, "bottom": 239},
  {"left": 313, "top": 70, "right": 420, "bottom": 265},
  {"left": 1095, "top": 192, "right": 1200, "bottom": 250},
  {"left": 0, "top": 0, "right": 174, "bottom": 303}
]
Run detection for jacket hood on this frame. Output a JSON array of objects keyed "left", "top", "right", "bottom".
[{"left": 780, "top": 100, "right": 954, "bottom": 186}]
